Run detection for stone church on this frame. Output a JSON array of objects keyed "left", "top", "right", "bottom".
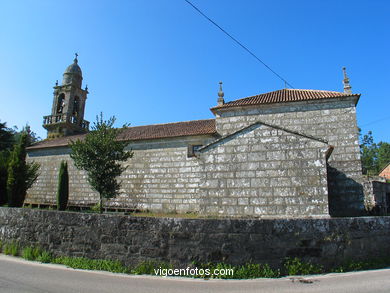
[{"left": 26, "top": 56, "right": 365, "bottom": 217}]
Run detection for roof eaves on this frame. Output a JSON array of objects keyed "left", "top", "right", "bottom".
[
  {"left": 210, "top": 92, "right": 361, "bottom": 113},
  {"left": 27, "top": 133, "right": 218, "bottom": 151}
]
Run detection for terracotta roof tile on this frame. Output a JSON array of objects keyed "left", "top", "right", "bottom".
[
  {"left": 27, "top": 119, "right": 216, "bottom": 150},
  {"left": 211, "top": 88, "right": 360, "bottom": 111}
]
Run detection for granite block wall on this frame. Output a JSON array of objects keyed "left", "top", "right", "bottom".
[
  {"left": 26, "top": 148, "right": 98, "bottom": 207},
  {"left": 198, "top": 123, "right": 330, "bottom": 217},
  {"left": 213, "top": 97, "right": 364, "bottom": 216},
  {"left": 26, "top": 124, "right": 330, "bottom": 218},
  {"left": 1, "top": 208, "right": 389, "bottom": 270},
  {"left": 26, "top": 135, "right": 215, "bottom": 213}
]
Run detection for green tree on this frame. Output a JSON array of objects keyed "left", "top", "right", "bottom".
[
  {"left": 12, "top": 124, "right": 40, "bottom": 147},
  {"left": 7, "top": 133, "right": 40, "bottom": 207},
  {"left": 0, "top": 121, "right": 15, "bottom": 152},
  {"left": 0, "top": 121, "right": 15, "bottom": 205},
  {"left": 57, "top": 161, "right": 69, "bottom": 211},
  {"left": 360, "top": 131, "right": 378, "bottom": 175},
  {"left": 377, "top": 142, "right": 390, "bottom": 172},
  {"left": 69, "top": 113, "right": 133, "bottom": 213},
  {"left": 360, "top": 130, "right": 390, "bottom": 175},
  {"left": 0, "top": 122, "right": 40, "bottom": 205},
  {"left": 0, "top": 151, "right": 10, "bottom": 205}
]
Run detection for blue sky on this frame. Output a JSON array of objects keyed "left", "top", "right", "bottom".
[{"left": 0, "top": 0, "right": 389, "bottom": 142}]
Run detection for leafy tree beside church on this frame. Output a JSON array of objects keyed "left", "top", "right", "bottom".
[
  {"left": 7, "top": 133, "right": 40, "bottom": 207},
  {"left": 360, "top": 130, "right": 390, "bottom": 175},
  {"left": 69, "top": 113, "right": 133, "bottom": 213},
  {"left": 0, "top": 121, "right": 40, "bottom": 206}
]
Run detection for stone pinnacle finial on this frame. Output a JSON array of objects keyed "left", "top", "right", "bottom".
[
  {"left": 342, "top": 67, "right": 352, "bottom": 95},
  {"left": 74, "top": 52, "right": 78, "bottom": 63},
  {"left": 55, "top": 80, "right": 58, "bottom": 86},
  {"left": 217, "top": 81, "right": 225, "bottom": 106}
]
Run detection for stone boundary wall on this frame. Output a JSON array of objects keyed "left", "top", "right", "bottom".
[
  {"left": 363, "top": 179, "right": 390, "bottom": 215},
  {"left": 1, "top": 208, "right": 389, "bottom": 270}
]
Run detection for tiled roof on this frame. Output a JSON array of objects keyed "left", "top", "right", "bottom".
[
  {"left": 27, "top": 119, "right": 216, "bottom": 150},
  {"left": 211, "top": 89, "right": 360, "bottom": 110},
  {"left": 118, "top": 119, "right": 216, "bottom": 141},
  {"left": 379, "top": 162, "right": 390, "bottom": 179}
]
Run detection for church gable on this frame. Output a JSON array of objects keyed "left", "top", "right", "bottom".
[
  {"left": 198, "top": 121, "right": 331, "bottom": 217},
  {"left": 198, "top": 120, "right": 328, "bottom": 153}
]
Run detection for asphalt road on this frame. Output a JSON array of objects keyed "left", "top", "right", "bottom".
[{"left": 1, "top": 254, "right": 390, "bottom": 293}]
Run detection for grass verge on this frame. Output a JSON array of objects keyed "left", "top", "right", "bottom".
[{"left": 0, "top": 240, "right": 389, "bottom": 279}]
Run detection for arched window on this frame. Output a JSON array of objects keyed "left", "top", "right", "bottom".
[
  {"left": 73, "top": 96, "right": 80, "bottom": 116},
  {"left": 57, "top": 94, "right": 65, "bottom": 113}
]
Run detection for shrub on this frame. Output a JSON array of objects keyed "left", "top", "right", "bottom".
[
  {"left": 22, "top": 246, "right": 42, "bottom": 261},
  {"left": 208, "top": 262, "right": 234, "bottom": 279},
  {"left": 37, "top": 250, "right": 52, "bottom": 263},
  {"left": 193, "top": 262, "right": 280, "bottom": 279},
  {"left": 91, "top": 202, "right": 101, "bottom": 213},
  {"left": 53, "top": 256, "right": 129, "bottom": 273},
  {"left": 3, "top": 241, "right": 19, "bottom": 256},
  {"left": 7, "top": 134, "right": 39, "bottom": 207},
  {"left": 283, "top": 257, "right": 323, "bottom": 276},
  {"left": 22, "top": 246, "right": 34, "bottom": 260},
  {"left": 234, "top": 263, "right": 280, "bottom": 279},
  {"left": 132, "top": 260, "right": 172, "bottom": 275},
  {"left": 57, "top": 161, "right": 69, "bottom": 210},
  {"left": 333, "top": 256, "right": 390, "bottom": 273}
]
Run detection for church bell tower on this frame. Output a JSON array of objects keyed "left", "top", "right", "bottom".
[{"left": 43, "top": 54, "right": 89, "bottom": 139}]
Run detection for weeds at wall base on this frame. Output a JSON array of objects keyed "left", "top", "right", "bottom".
[
  {"left": 3, "top": 241, "right": 19, "bottom": 256},
  {"left": 0, "top": 240, "right": 389, "bottom": 279}
]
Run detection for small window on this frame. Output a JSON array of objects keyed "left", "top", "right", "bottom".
[{"left": 187, "top": 144, "right": 203, "bottom": 157}]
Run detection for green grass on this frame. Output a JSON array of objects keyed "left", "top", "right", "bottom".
[
  {"left": 192, "top": 262, "right": 280, "bottom": 279},
  {"left": 132, "top": 260, "right": 173, "bottom": 275},
  {"left": 3, "top": 241, "right": 19, "bottom": 256},
  {"left": 234, "top": 263, "right": 280, "bottom": 279},
  {"left": 37, "top": 251, "right": 53, "bottom": 263},
  {"left": 334, "top": 257, "right": 390, "bottom": 273},
  {"left": 2, "top": 242, "right": 52, "bottom": 263},
  {"left": 284, "top": 257, "right": 323, "bottom": 275},
  {"left": 53, "top": 256, "right": 129, "bottom": 273},
  {"left": 22, "top": 246, "right": 42, "bottom": 260}
]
